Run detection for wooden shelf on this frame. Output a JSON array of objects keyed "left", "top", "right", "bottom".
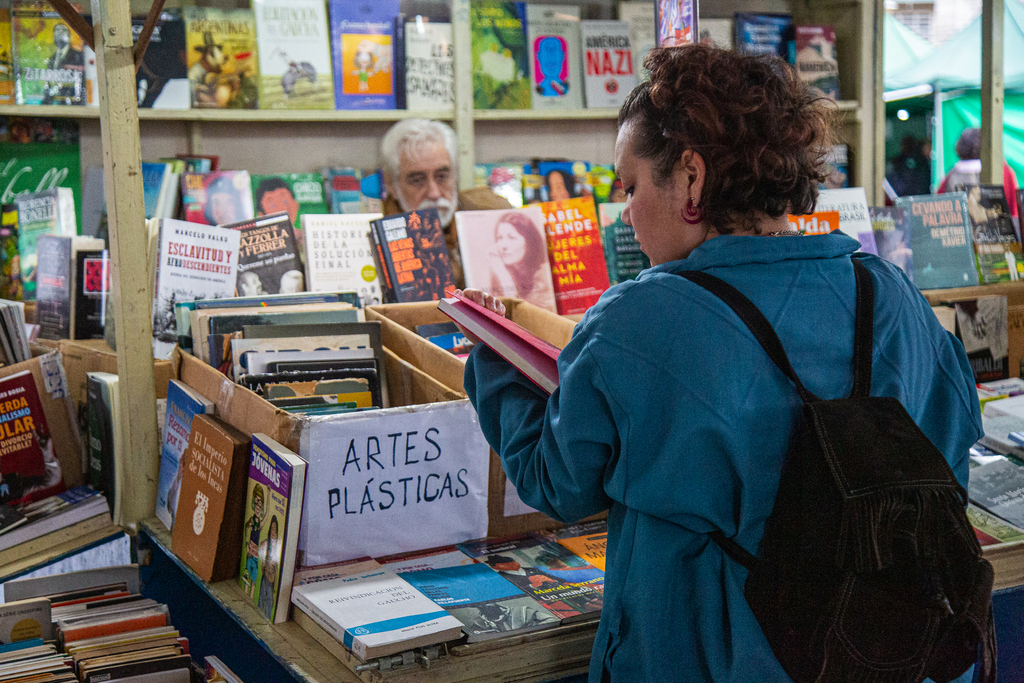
[
  {"left": 138, "top": 518, "right": 595, "bottom": 683},
  {"left": 0, "top": 524, "right": 126, "bottom": 584},
  {"left": 0, "top": 105, "right": 454, "bottom": 123},
  {"left": 474, "top": 108, "right": 619, "bottom": 121}
]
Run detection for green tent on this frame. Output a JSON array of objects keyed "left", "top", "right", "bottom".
[
  {"left": 884, "top": 14, "right": 933, "bottom": 84},
  {"left": 941, "top": 91, "right": 1024, "bottom": 182}
]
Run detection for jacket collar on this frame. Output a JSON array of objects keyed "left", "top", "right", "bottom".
[{"left": 640, "top": 232, "right": 861, "bottom": 278}]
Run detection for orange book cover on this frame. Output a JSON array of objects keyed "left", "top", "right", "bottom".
[
  {"left": 787, "top": 210, "right": 840, "bottom": 235},
  {"left": 61, "top": 612, "right": 168, "bottom": 644},
  {"left": 540, "top": 197, "right": 611, "bottom": 315}
]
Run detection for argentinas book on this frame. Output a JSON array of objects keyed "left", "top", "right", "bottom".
[
  {"left": 894, "top": 192, "right": 977, "bottom": 290},
  {"left": 183, "top": 6, "right": 259, "bottom": 109},
  {"left": 221, "top": 212, "right": 305, "bottom": 296},
  {"left": 540, "top": 197, "right": 610, "bottom": 315}
]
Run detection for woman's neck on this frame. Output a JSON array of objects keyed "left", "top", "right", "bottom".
[{"left": 705, "top": 214, "right": 793, "bottom": 240}]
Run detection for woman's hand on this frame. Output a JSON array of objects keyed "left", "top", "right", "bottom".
[{"left": 451, "top": 289, "right": 506, "bottom": 345}]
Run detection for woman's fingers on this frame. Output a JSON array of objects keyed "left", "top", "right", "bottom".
[{"left": 458, "top": 289, "right": 506, "bottom": 316}]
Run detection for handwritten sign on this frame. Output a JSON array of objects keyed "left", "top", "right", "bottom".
[{"left": 298, "top": 400, "right": 490, "bottom": 566}]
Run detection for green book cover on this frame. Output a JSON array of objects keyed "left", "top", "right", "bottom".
[
  {"left": 471, "top": 1, "right": 529, "bottom": 110},
  {"left": 11, "top": 0, "right": 86, "bottom": 106},
  {"left": 895, "top": 192, "right": 978, "bottom": 290},
  {"left": 0, "top": 141, "right": 83, "bottom": 235},
  {"left": 250, "top": 173, "right": 328, "bottom": 250},
  {"left": 13, "top": 187, "right": 76, "bottom": 300},
  {"left": 598, "top": 202, "right": 648, "bottom": 285},
  {"left": 960, "top": 184, "right": 1024, "bottom": 284}
]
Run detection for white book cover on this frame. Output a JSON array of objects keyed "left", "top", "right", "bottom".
[
  {"left": 815, "top": 187, "right": 878, "bottom": 254},
  {"left": 253, "top": 0, "right": 335, "bottom": 110},
  {"left": 527, "top": 5, "right": 583, "bottom": 110},
  {"left": 405, "top": 19, "right": 453, "bottom": 111},
  {"left": 618, "top": 2, "right": 655, "bottom": 80},
  {"left": 301, "top": 213, "right": 384, "bottom": 307},
  {"left": 699, "top": 18, "right": 734, "bottom": 49},
  {"left": 152, "top": 218, "right": 241, "bottom": 359},
  {"left": 291, "top": 567, "right": 463, "bottom": 659},
  {"left": 581, "top": 21, "right": 636, "bottom": 109}
]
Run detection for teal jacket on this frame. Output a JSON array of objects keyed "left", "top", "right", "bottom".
[{"left": 464, "top": 233, "right": 982, "bottom": 682}]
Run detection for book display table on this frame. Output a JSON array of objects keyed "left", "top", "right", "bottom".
[{"left": 138, "top": 518, "right": 596, "bottom": 683}]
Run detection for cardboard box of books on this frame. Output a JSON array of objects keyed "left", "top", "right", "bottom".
[
  {"left": 176, "top": 343, "right": 489, "bottom": 570},
  {"left": 365, "top": 299, "right": 584, "bottom": 537}
]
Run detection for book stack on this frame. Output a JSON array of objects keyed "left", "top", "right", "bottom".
[
  {"left": 0, "top": 486, "right": 112, "bottom": 567},
  {"left": 0, "top": 564, "right": 193, "bottom": 682},
  {"left": 0, "top": 300, "right": 30, "bottom": 364}
]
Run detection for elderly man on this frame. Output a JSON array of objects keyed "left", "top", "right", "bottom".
[{"left": 381, "top": 118, "right": 511, "bottom": 288}]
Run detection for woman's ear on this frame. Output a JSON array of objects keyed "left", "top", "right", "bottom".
[{"left": 678, "top": 150, "right": 707, "bottom": 205}]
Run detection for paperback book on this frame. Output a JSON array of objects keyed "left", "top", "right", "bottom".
[
  {"left": 13, "top": 187, "right": 76, "bottom": 300},
  {"left": 0, "top": 370, "right": 53, "bottom": 505},
  {"left": 655, "top": 0, "right": 695, "bottom": 47},
  {"left": 85, "top": 372, "right": 119, "bottom": 521},
  {"left": 134, "top": 10, "right": 189, "bottom": 109},
  {"left": 599, "top": 202, "right": 649, "bottom": 284},
  {"left": 238, "top": 433, "right": 306, "bottom": 624},
  {"left": 183, "top": 6, "right": 259, "bottom": 109},
  {"left": 0, "top": 204, "right": 19, "bottom": 300},
  {"left": 253, "top": 0, "right": 334, "bottom": 110},
  {"left": 221, "top": 212, "right": 305, "bottom": 297},
  {"left": 250, "top": 173, "right": 329, "bottom": 247},
  {"left": 960, "top": 184, "right": 1024, "bottom": 283},
  {"left": 698, "top": 17, "right": 733, "bottom": 49},
  {"left": 0, "top": 4, "right": 13, "bottom": 104},
  {"left": 581, "top": 21, "right": 635, "bottom": 109},
  {"left": 894, "top": 192, "right": 977, "bottom": 290},
  {"left": 455, "top": 206, "right": 558, "bottom": 313},
  {"left": 543, "top": 520, "right": 607, "bottom": 571},
  {"left": 12, "top": 0, "right": 86, "bottom": 106},
  {"left": 869, "top": 206, "right": 913, "bottom": 281},
  {"left": 527, "top": 5, "right": 583, "bottom": 111},
  {"left": 734, "top": 12, "right": 791, "bottom": 56},
  {"left": 618, "top": 2, "right": 656, "bottom": 79},
  {"left": 328, "top": 0, "right": 398, "bottom": 110},
  {"left": 470, "top": 1, "right": 529, "bottom": 110},
  {"left": 302, "top": 213, "right": 384, "bottom": 306},
  {"left": 181, "top": 172, "right": 255, "bottom": 227},
  {"left": 789, "top": 25, "right": 839, "bottom": 99},
  {"left": 370, "top": 208, "right": 455, "bottom": 303},
  {"left": 814, "top": 187, "right": 877, "bottom": 254},
  {"left": 404, "top": 19, "right": 453, "bottom": 111},
  {"left": 156, "top": 380, "right": 215, "bottom": 531},
  {"left": 952, "top": 296, "right": 1009, "bottom": 383},
  {"left": 968, "top": 458, "right": 1024, "bottom": 530},
  {"left": 34, "top": 234, "right": 105, "bottom": 341},
  {"left": 540, "top": 197, "right": 610, "bottom": 314}
]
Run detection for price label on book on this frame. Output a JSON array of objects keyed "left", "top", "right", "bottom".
[{"left": 298, "top": 401, "right": 490, "bottom": 566}]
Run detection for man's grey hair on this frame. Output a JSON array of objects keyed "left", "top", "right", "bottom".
[{"left": 380, "top": 118, "right": 458, "bottom": 185}]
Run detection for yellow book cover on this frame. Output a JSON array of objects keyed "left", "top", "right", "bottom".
[
  {"left": 0, "top": 7, "right": 12, "bottom": 105},
  {"left": 184, "top": 7, "right": 258, "bottom": 109}
]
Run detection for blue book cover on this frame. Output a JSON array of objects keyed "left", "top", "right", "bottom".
[
  {"left": 156, "top": 380, "right": 213, "bottom": 530},
  {"left": 328, "top": 0, "right": 400, "bottom": 110},
  {"left": 734, "top": 13, "right": 791, "bottom": 56},
  {"left": 894, "top": 192, "right": 978, "bottom": 290},
  {"left": 141, "top": 162, "right": 168, "bottom": 219}
]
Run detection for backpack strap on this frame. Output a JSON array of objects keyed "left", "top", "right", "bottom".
[
  {"left": 849, "top": 257, "right": 874, "bottom": 399},
  {"left": 675, "top": 270, "right": 819, "bottom": 403}
]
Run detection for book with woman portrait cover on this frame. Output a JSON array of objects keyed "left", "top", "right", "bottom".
[
  {"left": 539, "top": 197, "right": 610, "bottom": 315},
  {"left": 369, "top": 208, "right": 454, "bottom": 303},
  {"left": 454, "top": 206, "right": 558, "bottom": 314},
  {"left": 237, "top": 433, "right": 306, "bottom": 624},
  {"left": 220, "top": 212, "right": 305, "bottom": 297},
  {"left": 170, "top": 415, "right": 251, "bottom": 583},
  {"left": 181, "top": 172, "right": 255, "bottom": 227}
]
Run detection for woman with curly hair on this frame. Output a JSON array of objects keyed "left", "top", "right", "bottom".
[{"left": 458, "top": 45, "right": 980, "bottom": 682}]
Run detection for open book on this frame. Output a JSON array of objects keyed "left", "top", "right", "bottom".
[{"left": 437, "top": 292, "right": 560, "bottom": 394}]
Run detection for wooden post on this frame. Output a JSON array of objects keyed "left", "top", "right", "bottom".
[
  {"left": 451, "top": 0, "right": 475, "bottom": 190},
  {"left": 981, "top": 0, "right": 1004, "bottom": 185},
  {"left": 91, "top": 0, "right": 159, "bottom": 527},
  {"left": 870, "top": 0, "right": 884, "bottom": 204}
]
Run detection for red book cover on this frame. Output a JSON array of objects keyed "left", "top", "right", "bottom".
[
  {"left": 540, "top": 197, "right": 611, "bottom": 315},
  {"left": 0, "top": 370, "right": 49, "bottom": 479},
  {"left": 181, "top": 172, "right": 255, "bottom": 226}
]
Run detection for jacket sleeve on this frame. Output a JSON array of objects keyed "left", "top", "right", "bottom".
[{"left": 463, "top": 335, "right": 617, "bottom": 523}]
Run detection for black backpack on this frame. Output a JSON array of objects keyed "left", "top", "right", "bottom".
[{"left": 677, "top": 258, "right": 996, "bottom": 683}]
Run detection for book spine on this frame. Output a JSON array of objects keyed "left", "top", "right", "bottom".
[
  {"left": 370, "top": 223, "right": 396, "bottom": 304},
  {"left": 394, "top": 14, "right": 407, "bottom": 110}
]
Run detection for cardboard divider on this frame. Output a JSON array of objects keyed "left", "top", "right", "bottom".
[{"left": 366, "top": 299, "right": 597, "bottom": 537}]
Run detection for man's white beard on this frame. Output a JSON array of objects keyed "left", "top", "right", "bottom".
[{"left": 396, "top": 188, "right": 456, "bottom": 227}]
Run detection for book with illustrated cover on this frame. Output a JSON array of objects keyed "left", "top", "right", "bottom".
[
  {"left": 34, "top": 235, "right": 105, "bottom": 341},
  {"left": 0, "top": 597, "right": 51, "bottom": 643},
  {"left": 0, "top": 4, "right": 12, "bottom": 105},
  {"left": 183, "top": 6, "right": 259, "bottom": 109},
  {"left": 250, "top": 172, "right": 328, "bottom": 251},
  {"left": 291, "top": 567, "right": 463, "bottom": 659},
  {"left": 527, "top": 5, "right": 583, "bottom": 111},
  {"left": 581, "top": 21, "right": 635, "bottom": 109},
  {"left": 405, "top": 19, "right": 453, "bottom": 111},
  {"left": 220, "top": 212, "right": 305, "bottom": 297},
  {"left": 134, "top": 10, "right": 188, "bottom": 109},
  {"left": 734, "top": 12, "right": 791, "bottom": 56},
  {"left": 391, "top": 554, "right": 560, "bottom": 642},
  {"left": 789, "top": 25, "right": 839, "bottom": 99},
  {"left": 0, "top": 370, "right": 52, "bottom": 505},
  {"left": 618, "top": 2, "right": 655, "bottom": 80},
  {"left": 370, "top": 209, "right": 454, "bottom": 303},
  {"left": 151, "top": 218, "right": 241, "bottom": 358},
  {"left": 439, "top": 290, "right": 560, "bottom": 394},
  {"left": 540, "top": 197, "right": 610, "bottom": 314},
  {"left": 253, "top": 0, "right": 334, "bottom": 110},
  {"left": 181, "top": 172, "right": 255, "bottom": 227},
  {"left": 302, "top": 213, "right": 384, "bottom": 306},
  {"left": 870, "top": 206, "right": 913, "bottom": 281},
  {"left": 543, "top": 520, "right": 607, "bottom": 571},
  {"left": 238, "top": 433, "right": 306, "bottom": 624},
  {"left": 952, "top": 296, "right": 1009, "bottom": 383},
  {"left": 328, "top": 0, "right": 398, "bottom": 110},
  {"left": 457, "top": 533, "right": 603, "bottom": 623},
  {"left": 13, "top": 187, "right": 76, "bottom": 301},
  {"left": 74, "top": 248, "right": 109, "bottom": 340},
  {"left": 599, "top": 202, "right": 648, "bottom": 284},
  {"left": 967, "top": 503, "right": 1024, "bottom": 547},
  {"left": 894, "top": 192, "right": 977, "bottom": 290},
  {"left": 322, "top": 168, "right": 363, "bottom": 214},
  {"left": 156, "top": 380, "right": 214, "bottom": 531},
  {"left": 471, "top": 1, "right": 529, "bottom": 110},
  {"left": 171, "top": 415, "right": 250, "bottom": 583},
  {"left": 0, "top": 204, "right": 19, "bottom": 301},
  {"left": 455, "top": 207, "right": 558, "bottom": 313},
  {"left": 475, "top": 164, "right": 524, "bottom": 209},
  {"left": 968, "top": 458, "right": 1024, "bottom": 530},
  {"left": 12, "top": 0, "right": 86, "bottom": 106},
  {"left": 960, "top": 184, "right": 1024, "bottom": 284},
  {"left": 655, "top": 0, "right": 695, "bottom": 47}
]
